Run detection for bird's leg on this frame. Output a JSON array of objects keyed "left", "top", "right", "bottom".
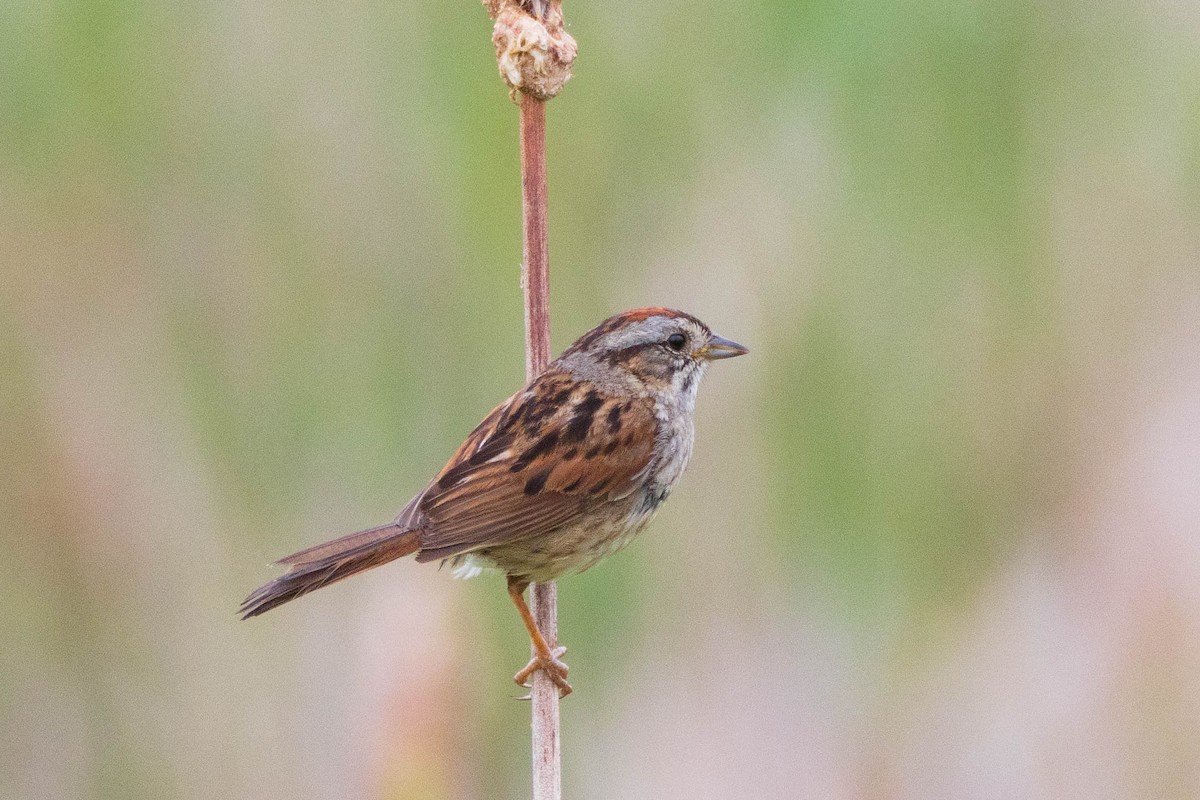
[{"left": 508, "top": 576, "right": 572, "bottom": 697}]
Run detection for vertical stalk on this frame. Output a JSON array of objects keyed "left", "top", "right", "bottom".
[
  {"left": 519, "top": 93, "right": 560, "bottom": 800},
  {"left": 521, "top": 96, "right": 551, "bottom": 380}
]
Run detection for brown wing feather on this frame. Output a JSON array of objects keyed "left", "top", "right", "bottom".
[{"left": 413, "top": 368, "right": 656, "bottom": 563}]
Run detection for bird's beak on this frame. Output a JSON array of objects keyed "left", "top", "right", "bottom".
[{"left": 696, "top": 333, "right": 749, "bottom": 360}]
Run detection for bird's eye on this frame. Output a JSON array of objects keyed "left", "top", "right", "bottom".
[{"left": 666, "top": 333, "right": 687, "bottom": 352}]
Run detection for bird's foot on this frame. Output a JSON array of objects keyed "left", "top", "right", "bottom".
[{"left": 514, "top": 645, "right": 572, "bottom": 697}]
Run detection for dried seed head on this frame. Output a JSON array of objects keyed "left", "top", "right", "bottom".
[{"left": 487, "top": 0, "right": 577, "bottom": 101}]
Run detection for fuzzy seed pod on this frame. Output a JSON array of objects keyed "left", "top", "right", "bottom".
[{"left": 487, "top": 0, "right": 577, "bottom": 100}]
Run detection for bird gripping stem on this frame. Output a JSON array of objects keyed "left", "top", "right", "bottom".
[{"left": 484, "top": 1, "right": 573, "bottom": 798}]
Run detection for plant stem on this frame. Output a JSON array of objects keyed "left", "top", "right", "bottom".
[
  {"left": 521, "top": 96, "right": 551, "bottom": 380},
  {"left": 519, "top": 92, "right": 560, "bottom": 800}
]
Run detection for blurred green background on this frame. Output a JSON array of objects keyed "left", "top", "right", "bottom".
[{"left": 3, "top": 0, "right": 1200, "bottom": 797}]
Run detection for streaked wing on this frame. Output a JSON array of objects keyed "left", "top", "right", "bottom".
[{"left": 413, "top": 368, "right": 656, "bottom": 563}]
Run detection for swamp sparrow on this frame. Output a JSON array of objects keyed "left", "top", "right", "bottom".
[{"left": 241, "top": 308, "right": 747, "bottom": 695}]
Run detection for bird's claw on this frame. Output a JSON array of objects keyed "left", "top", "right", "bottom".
[{"left": 514, "top": 645, "right": 572, "bottom": 697}]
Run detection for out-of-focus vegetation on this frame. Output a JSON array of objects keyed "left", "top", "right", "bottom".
[{"left": 3, "top": 1, "right": 1199, "bottom": 798}]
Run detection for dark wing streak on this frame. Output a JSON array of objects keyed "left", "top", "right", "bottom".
[{"left": 412, "top": 377, "right": 658, "bottom": 562}]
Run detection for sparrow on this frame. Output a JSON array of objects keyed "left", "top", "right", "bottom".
[{"left": 241, "top": 308, "right": 748, "bottom": 696}]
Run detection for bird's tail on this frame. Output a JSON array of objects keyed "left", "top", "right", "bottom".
[{"left": 240, "top": 522, "right": 421, "bottom": 619}]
